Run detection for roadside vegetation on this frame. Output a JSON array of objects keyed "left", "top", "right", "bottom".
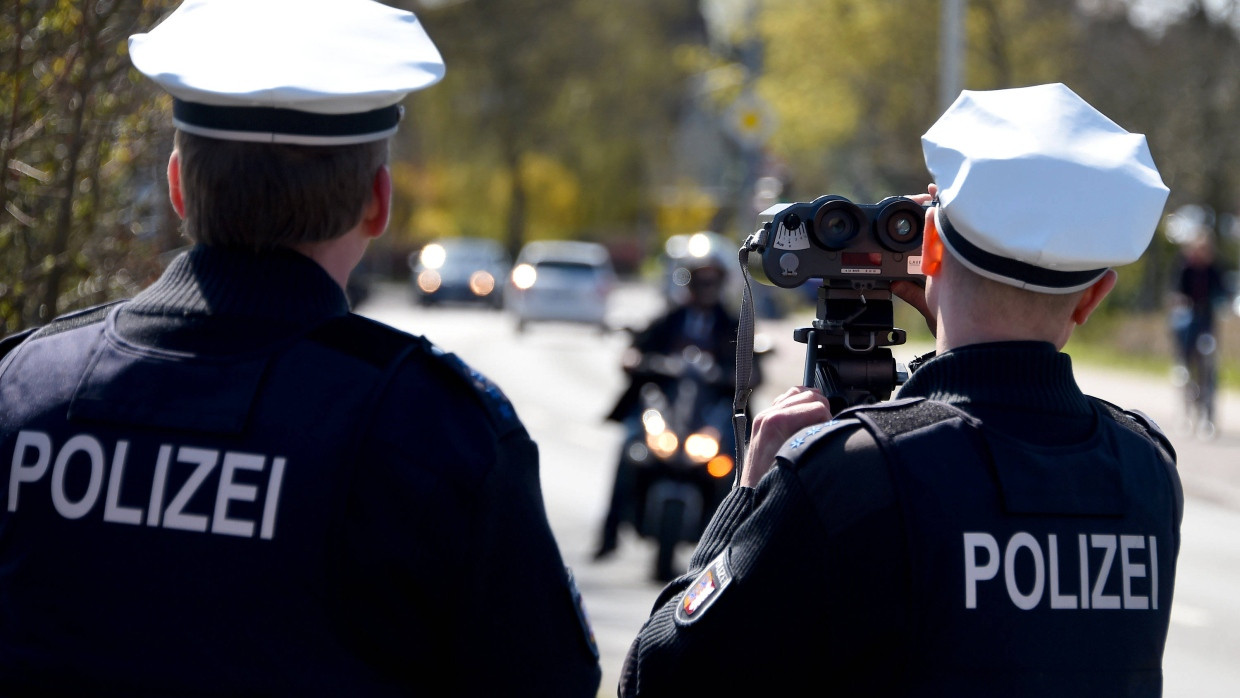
[{"left": 5, "top": 0, "right": 1240, "bottom": 344}]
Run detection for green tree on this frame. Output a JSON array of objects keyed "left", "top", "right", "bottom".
[
  {"left": 753, "top": 0, "right": 1079, "bottom": 203},
  {"left": 1, "top": 0, "right": 176, "bottom": 333},
  {"left": 394, "top": 0, "right": 704, "bottom": 260}
]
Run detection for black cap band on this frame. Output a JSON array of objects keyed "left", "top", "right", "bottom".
[
  {"left": 938, "top": 211, "right": 1107, "bottom": 291},
  {"left": 173, "top": 99, "right": 402, "bottom": 145}
]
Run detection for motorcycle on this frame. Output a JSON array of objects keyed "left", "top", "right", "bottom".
[{"left": 607, "top": 343, "right": 759, "bottom": 581}]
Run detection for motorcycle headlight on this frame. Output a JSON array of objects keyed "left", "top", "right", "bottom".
[
  {"left": 684, "top": 431, "right": 721, "bottom": 463},
  {"left": 647, "top": 431, "right": 679, "bottom": 460},
  {"left": 706, "top": 455, "right": 734, "bottom": 479},
  {"left": 641, "top": 409, "right": 667, "bottom": 436}
]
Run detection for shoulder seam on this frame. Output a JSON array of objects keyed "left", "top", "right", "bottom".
[
  {"left": 29, "top": 300, "right": 124, "bottom": 341},
  {"left": 848, "top": 398, "right": 965, "bottom": 438},
  {"left": 318, "top": 315, "right": 523, "bottom": 437},
  {"left": 305, "top": 313, "right": 427, "bottom": 369},
  {"left": 421, "top": 346, "right": 523, "bottom": 436},
  {"left": 0, "top": 301, "right": 122, "bottom": 378},
  {"left": 1089, "top": 396, "right": 1176, "bottom": 464},
  {"left": 0, "top": 327, "right": 37, "bottom": 362}
]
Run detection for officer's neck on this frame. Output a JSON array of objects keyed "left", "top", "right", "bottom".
[
  {"left": 292, "top": 227, "right": 371, "bottom": 290},
  {"left": 934, "top": 300, "right": 1069, "bottom": 354},
  {"left": 936, "top": 324, "right": 1063, "bottom": 354},
  {"left": 931, "top": 270, "right": 1075, "bottom": 354}
]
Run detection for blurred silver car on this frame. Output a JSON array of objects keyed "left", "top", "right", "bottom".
[
  {"left": 505, "top": 240, "right": 616, "bottom": 332},
  {"left": 409, "top": 237, "right": 510, "bottom": 309}
]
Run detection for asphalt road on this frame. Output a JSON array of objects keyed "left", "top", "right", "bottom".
[{"left": 357, "top": 280, "right": 1240, "bottom": 697}]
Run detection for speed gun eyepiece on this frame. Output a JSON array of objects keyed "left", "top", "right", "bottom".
[{"left": 752, "top": 195, "right": 928, "bottom": 289}]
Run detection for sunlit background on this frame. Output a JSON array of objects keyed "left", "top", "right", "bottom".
[{"left": 5, "top": 1, "right": 1240, "bottom": 350}]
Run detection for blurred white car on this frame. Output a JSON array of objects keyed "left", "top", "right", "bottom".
[
  {"left": 505, "top": 240, "right": 616, "bottom": 332},
  {"left": 409, "top": 237, "right": 510, "bottom": 309}
]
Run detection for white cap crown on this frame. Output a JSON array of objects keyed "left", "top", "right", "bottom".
[
  {"left": 130, "top": 0, "right": 445, "bottom": 145},
  {"left": 922, "top": 83, "right": 1169, "bottom": 293}
]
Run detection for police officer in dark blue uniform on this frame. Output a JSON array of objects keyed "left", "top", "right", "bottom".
[
  {"left": 620, "top": 84, "right": 1181, "bottom": 697},
  {"left": 0, "top": 1, "right": 600, "bottom": 695}
]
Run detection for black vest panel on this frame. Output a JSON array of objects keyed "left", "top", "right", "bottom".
[
  {"left": 0, "top": 305, "right": 430, "bottom": 695},
  {"left": 849, "top": 398, "right": 1180, "bottom": 697}
]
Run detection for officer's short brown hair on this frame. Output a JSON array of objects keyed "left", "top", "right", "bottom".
[{"left": 174, "top": 130, "right": 388, "bottom": 249}]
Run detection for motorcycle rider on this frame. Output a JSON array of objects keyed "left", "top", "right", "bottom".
[{"left": 593, "top": 253, "right": 750, "bottom": 561}]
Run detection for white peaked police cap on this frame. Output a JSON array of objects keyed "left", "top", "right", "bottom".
[
  {"left": 129, "top": 0, "right": 445, "bottom": 146},
  {"left": 921, "top": 83, "right": 1169, "bottom": 294}
]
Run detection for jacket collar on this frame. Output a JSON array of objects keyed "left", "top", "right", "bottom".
[
  {"left": 128, "top": 244, "right": 349, "bottom": 323},
  {"left": 898, "top": 341, "right": 1093, "bottom": 416}
]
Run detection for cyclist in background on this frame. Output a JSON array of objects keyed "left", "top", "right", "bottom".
[{"left": 1169, "top": 230, "right": 1229, "bottom": 439}]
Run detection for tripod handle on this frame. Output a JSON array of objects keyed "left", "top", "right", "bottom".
[{"left": 801, "top": 329, "right": 818, "bottom": 388}]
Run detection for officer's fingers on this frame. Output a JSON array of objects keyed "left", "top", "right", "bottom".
[
  {"left": 891, "top": 280, "right": 927, "bottom": 313},
  {"left": 769, "top": 385, "right": 824, "bottom": 407},
  {"left": 758, "top": 388, "right": 831, "bottom": 429},
  {"left": 891, "top": 280, "right": 936, "bottom": 336},
  {"left": 743, "top": 399, "right": 832, "bottom": 488},
  {"left": 903, "top": 184, "right": 937, "bottom": 205}
]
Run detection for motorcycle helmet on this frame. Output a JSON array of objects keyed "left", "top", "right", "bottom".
[{"left": 664, "top": 232, "right": 734, "bottom": 307}]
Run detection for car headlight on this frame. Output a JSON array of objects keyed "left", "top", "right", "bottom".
[
  {"left": 419, "top": 243, "right": 447, "bottom": 270},
  {"left": 511, "top": 263, "right": 537, "bottom": 290},
  {"left": 469, "top": 270, "right": 496, "bottom": 296},
  {"left": 417, "top": 270, "right": 442, "bottom": 293}
]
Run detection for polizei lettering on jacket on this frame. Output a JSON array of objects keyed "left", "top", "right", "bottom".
[
  {"left": 963, "top": 531, "right": 1160, "bottom": 611},
  {"left": 8, "top": 430, "right": 286, "bottom": 540}
]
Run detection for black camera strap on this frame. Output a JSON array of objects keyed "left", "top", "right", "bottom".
[{"left": 731, "top": 230, "right": 767, "bottom": 487}]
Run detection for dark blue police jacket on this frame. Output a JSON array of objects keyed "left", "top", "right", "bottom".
[
  {"left": 852, "top": 395, "right": 1178, "bottom": 694},
  {"left": 620, "top": 342, "right": 1181, "bottom": 698},
  {"left": 0, "top": 246, "right": 600, "bottom": 697}
]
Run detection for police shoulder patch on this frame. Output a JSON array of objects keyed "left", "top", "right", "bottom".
[
  {"left": 774, "top": 417, "right": 856, "bottom": 467},
  {"left": 674, "top": 550, "right": 734, "bottom": 625}
]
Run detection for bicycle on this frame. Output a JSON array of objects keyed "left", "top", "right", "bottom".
[{"left": 1170, "top": 309, "right": 1219, "bottom": 439}]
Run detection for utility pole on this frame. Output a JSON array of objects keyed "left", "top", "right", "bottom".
[{"left": 940, "top": 0, "right": 964, "bottom": 112}]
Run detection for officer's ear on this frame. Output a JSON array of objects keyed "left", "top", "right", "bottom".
[
  {"left": 921, "top": 211, "right": 944, "bottom": 277},
  {"left": 360, "top": 166, "right": 392, "bottom": 238},
  {"left": 1071, "top": 269, "right": 1118, "bottom": 326},
  {"left": 167, "top": 150, "right": 185, "bottom": 219}
]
